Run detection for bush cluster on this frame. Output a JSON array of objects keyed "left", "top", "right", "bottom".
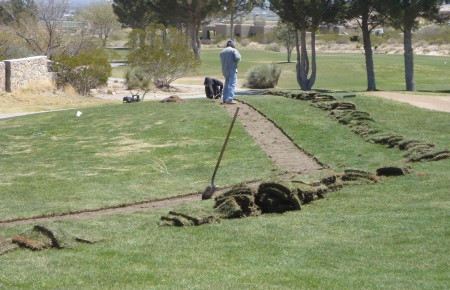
[
  {"left": 52, "top": 50, "right": 111, "bottom": 95},
  {"left": 244, "top": 64, "right": 281, "bottom": 89},
  {"left": 265, "top": 42, "right": 281, "bottom": 52},
  {"left": 127, "top": 26, "right": 200, "bottom": 88}
]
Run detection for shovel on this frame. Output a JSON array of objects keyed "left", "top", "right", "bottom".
[{"left": 202, "top": 106, "right": 240, "bottom": 200}]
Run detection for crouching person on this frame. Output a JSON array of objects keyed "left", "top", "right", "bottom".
[{"left": 204, "top": 77, "right": 223, "bottom": 99}]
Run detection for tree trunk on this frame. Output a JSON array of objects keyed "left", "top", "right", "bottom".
[
  {"left": 297, "top": 27, "right": 310, "bottom": 91},
  {"left": 189, "top": 23, "right": 201, "bottom": 57},
  {"left": 309, "top": 27, "right": 317, "bottom": 90},
  {"left": 403, "top": 26, "right": 415, "bottom": 91},
  {"left": 361, "top": 13, "right": 377, "bottom": 91},
  {"left": 295, "top": 29, "right": 302, "bottom": 87},
  {"left": 230, "top": 13, "right": 235, "bottom": 39},
  {"left": 195, "top": 23, "right": 201, "bottom": 56},
  {"left": 295, "top": 26, "right": 316, "bottom": 91}
]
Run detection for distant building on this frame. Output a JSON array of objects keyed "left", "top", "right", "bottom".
[
  {"left": 439, "top": 4, "right": 450, "bottom": 21},
  {"left": 202, "top": 20, "right": 277, "bottom": 41},
  {"left": 201, "top": 6, "right": 278, "bottom": 42}
]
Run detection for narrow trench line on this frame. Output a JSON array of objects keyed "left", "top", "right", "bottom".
[{"left": 222, "top": 100, "right": 325, "bottom": 174}]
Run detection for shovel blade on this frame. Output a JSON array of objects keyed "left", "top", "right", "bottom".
[{"left": 202, "top": 185, "right": 216, "bottom": 200}]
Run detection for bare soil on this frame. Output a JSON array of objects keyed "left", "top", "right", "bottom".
[{"left": 362, "top": 91, "right": 450, "bottom": 113}]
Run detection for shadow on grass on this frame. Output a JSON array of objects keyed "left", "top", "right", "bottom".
[{"left": 417, "top": 90, "right": 450, "bottom": 94}]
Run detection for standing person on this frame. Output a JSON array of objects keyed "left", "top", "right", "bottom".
[{"left": 220, "top": 40, "right": 241, "bottom": 104}]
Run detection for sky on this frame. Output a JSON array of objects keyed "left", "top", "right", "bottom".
[{"left": 69, "top": 0, "right": 109, "bottom": 8}]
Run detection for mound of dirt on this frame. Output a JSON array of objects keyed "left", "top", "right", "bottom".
[
  {"left": 256, "top": 182, "right": 302, "bottom": 213},
  {"left": 159, "top": 211, "right": 219, "bottom": 227},
  {"left": 159, "top": 172, "right": 360, "bottom": 227},
  {"left": 214, "top": 185, "right": 261, "bottom": 218},
  {"left": 0, "top": 225, "right": 101, "bottom": 255},
  {"left": 160, "top": 95, "right": 184, "bottom": 103}
]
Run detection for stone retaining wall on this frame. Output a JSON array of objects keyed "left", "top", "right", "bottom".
[
  {"left": 2, "top": 56, "right": 52, "bottom": 93},
  {"left": 0, "top": 62, "right": 5, "bottom": 92}
]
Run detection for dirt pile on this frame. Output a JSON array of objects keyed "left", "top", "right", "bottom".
[
  {"left": 159, "top": 169, "right": 386, "bottom": 227},
  {"left": 160, "top": 95, "right": 184, "bottom": 103},
  {"left": 159, "top": 211, "right": 219, "bottom": 226},
  {"left": 0, "top": 225, "right": 100, "bottom": 255},
  {"left": 214, "top": 185, "right": 261, "bottom": 218}
]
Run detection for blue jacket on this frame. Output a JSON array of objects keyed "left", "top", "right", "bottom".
[{"left": 220, "top": 47, "right": 241, "bottom": 77}]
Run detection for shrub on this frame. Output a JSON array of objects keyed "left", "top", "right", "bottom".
[
  {"left": 336, "top": 35, "right": 350, "bottom": 44},
  {"left": 350, "top": 35, "right": 360, "bottom": 42},
  {"left": 414, "top": 24, "right": 450, "bottom": 45},
  {"left": 52, "top": 50, "right": 111, "bottom": 95},
  {"left": 127, "top": 26, "right": 200, "bottom": 88},
  {"left": 126, "top": 67, "right": 152, "bottom": 90},
  {"left": 240, "top": 38, "right": 251, "bottom": 47},
  {"left": 244, "top": 64, "right": 281, "bottom": 89},
  {"left": 265, "top": 42, "right": 281, "bottom": 52}
]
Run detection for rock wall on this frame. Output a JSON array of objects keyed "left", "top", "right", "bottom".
[
  {"left": 2, "top": 56, "right": 52, "bottom": 93},
  {"left": 0, "top": 62, "right": 5, "bottom": 92}
]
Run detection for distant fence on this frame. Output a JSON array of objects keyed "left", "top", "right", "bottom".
[{"left": 1, "top": 56, "right": 53, "bottom": 93}]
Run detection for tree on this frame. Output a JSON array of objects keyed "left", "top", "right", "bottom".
[
  {"left": 0, "top": 30, "right": 33, "bottom": 59},
  {"left": 344, "top": 0, "right": 389, "bottom": 91},
  {"left": 113, "top": 0, "right": 223, "bottom": 56},
  {"left": 383, "top": 0, "right": 444, "bottom": 91},
  {"left": 112, "top": 0, "right": 160, "bottom": 29},
  {"left": 0, "top": 0, "right": 34, "bottom": 25},
  {"left": 147, "top": 0, "right": 223, "bottom": 56},
  {"left": 127, "top": 26, "right": 200, "bottom": 88},
  {"left": 0, "top": 0, "right": 69, "bottom": 59},
  {"left": 220, "top": 0, "right": 265, "bottom": 40},
  {"left": 272, "top": 21, "right": 296, "bottom": 63},
  {"left": 269, "top": 0, "right": 343, "bottom": 91},
  {"left": 78, "top": 2, "right": 121, "bottom": 47}
]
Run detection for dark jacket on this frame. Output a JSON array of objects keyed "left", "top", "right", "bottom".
[{"left": 204, "top": 77, "right": 223, "bottom": 99}]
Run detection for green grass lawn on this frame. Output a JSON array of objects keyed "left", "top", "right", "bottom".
[
  {"left": 1, "top": 46, "right": 450, "bottom": 288},
  {"left": 113, "top": 47, "right": 450, "bottom": 93},
  {"left": 111, "top": 47, "right": 450, "bottom": 93},
  {"left": 1, "top": 92, "right": 449, "bottom": 288},
  {"left": 0, "top": 100, "right": 274, "bottom": 220},
  {"left": 266, "top": 52, "right": 450, "bottom": 92}
]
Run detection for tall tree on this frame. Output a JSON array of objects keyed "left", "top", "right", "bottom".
[
  {"left": 269, "top": 0, "right": 343, "bottom": 91},
  {"left": 112, "top": 0, "right": 160, "bottom": 29},
  {"left": 0, "top": 0, "right": 69, "bottom": 59},
  {"left": 344, "top": 0, "right": 389, "bottom": 91},
  {"left": 147, "top": 0, "right": 222, "bottom": 56},
  {"left": 383, "top": 0, "right": 443, "bottom": 91},
  {"left": 127, "top": 26, "right": 200, "bottom": 88},
  {"left": 272, "top": 21, "right": 296, "bottom": 63},
  {"left": 78, "top": 2, "right": 121, "bottom": 47},
  {"left": 0, "top": 0, "right": 34, "bottom": 24},
  {"left": 220, "top": 0, "right": 265, "bottom": 40}
]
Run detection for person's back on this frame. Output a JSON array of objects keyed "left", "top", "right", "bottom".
[
  {"left": 220, "top": 40, "right": 241, "bottom": 104},
  {"left": 220, "top": 47, "right": 240, "bottom": 77}
]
